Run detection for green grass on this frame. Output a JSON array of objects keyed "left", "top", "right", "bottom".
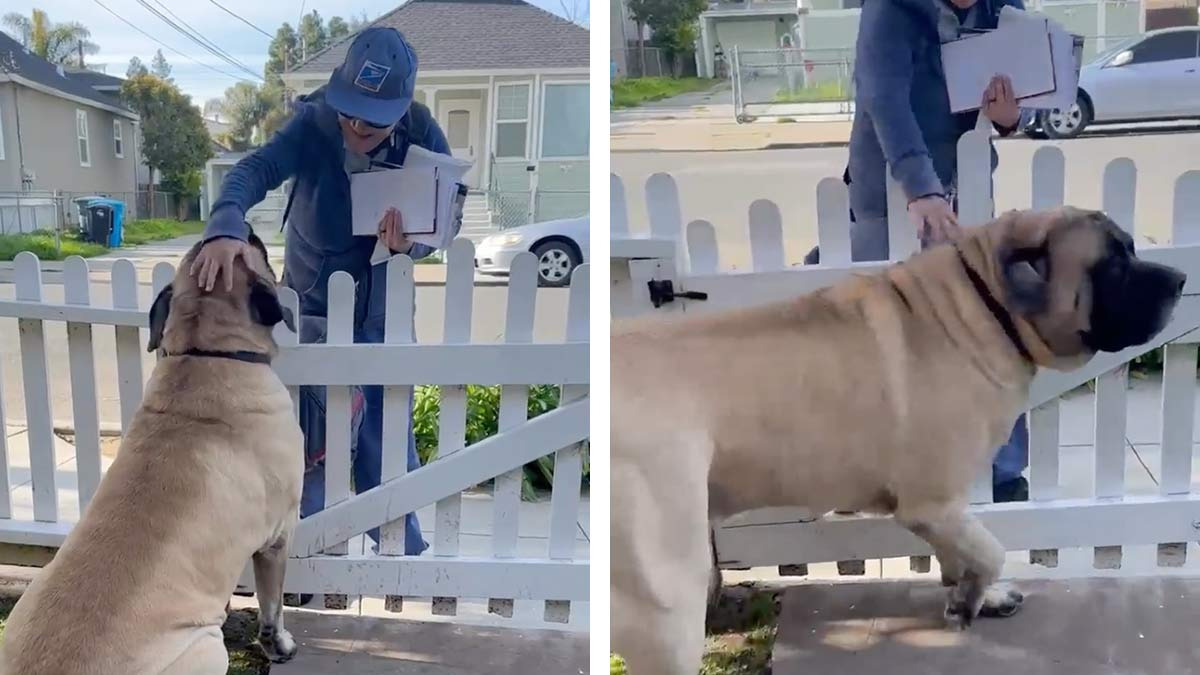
[
  {"left": 120, "top": 219, "right": 205, "bottom": 246},
  {"left": 0, "top": 219, "right": 205, "bottom": 262},
  {"left": 773, "top": 81, "right": 848, "bottom": 103},
  {"left": 611, "top": 77, "right": 717, "bottom": 109},
  {"left": 0, "top": 231, "right": 107, "bottom": 261}
]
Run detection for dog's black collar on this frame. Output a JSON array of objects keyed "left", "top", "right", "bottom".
[
  {"left": 954, "top": 247, "right": 1034, "bottom": 363},
  {"left": 168, "top": 349, "right": 272, "bottom": 364}
]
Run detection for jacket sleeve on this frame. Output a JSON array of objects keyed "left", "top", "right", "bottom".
[
  {"left": 855, "top": 0, "right": 945, "bottom": 201},
  {"left": 403, "top": 119, "right": 455, "bottom": 260},
  {"left": 202, "top": 107, "right": 308, "bottom": 243}
]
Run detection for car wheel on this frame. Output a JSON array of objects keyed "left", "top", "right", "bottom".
[
  {"left": 532, "top": 240, "right": 580, "bottom": 288},
  {"left": 1042, "top": 96, "right": 1092, "bottom": 140}
]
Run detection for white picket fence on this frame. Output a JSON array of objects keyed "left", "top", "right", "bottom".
[
  {"left": 0, "top": 239, "right": 589, "bottom": 629},
  {"left": 612, "top": 128, "right": 1200, "bottom": 581}
]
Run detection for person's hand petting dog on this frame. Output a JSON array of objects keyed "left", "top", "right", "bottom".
[
  {"left": 908, "top": 194, "right": 960, "bottom": 245},
  {"left": 982, "top": 74, "right": 1020, "bottom": 131},
  {"left": 378, "top": 207, "right": 413, "bottom": 254}
]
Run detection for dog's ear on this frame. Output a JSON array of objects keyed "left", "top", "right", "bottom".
[
  {"left": 146, "top": 283, "right": 173, "bottom": 353},
  {"left": 249, "top": 280, "right": 296, "bottom": 333},
  {"left": 1002, "top": 247, "right": 1050, "bottom": 315}
]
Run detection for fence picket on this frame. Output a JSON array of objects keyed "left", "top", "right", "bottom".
[
  {"left": 1094, "top": 365, "right": 1128, "bottom": 499},
  {"left": 1028, "top": 400, "right": 1061, "bottom": 566},
  {"left": 545, "top": 264, "right": 589, "bottom": 624},
  {"left": 378, "top": 256, "right": 416, "bottom": 613},
  {"left": 611, "top": 174, "right": 629, "bottom": 236},
  {"left": 1030, "top": 146, "right": 1065, "bottom": 210},
  {"left": 276, "top": 288, "right": 301, "bottom": 422},
  {"left": 110, "top": 260, "right": 143, "bottom": 433},
  {"left": 1102, "top": 158, "right": 1137, "bottom": 235},
  {"left": 748, "top": 200, "right": 784, "bottom": 272},
  {"left": 0, "top": 328, "right": 9, "bottom": 519},
  {"left": 150, "top": 263, "right": 174, "bottom": 364},
  {"left": 1172, "top": 171, "right": 1200, "bottom": 246},
  {"left": 64, "top": 257, "right": 102, "bottom": 511},
  {"left": 1160, "top": 344, "right": 1196, "bottom": 495},
  {"left": 646, "top": 173, "right": 685, "bottom": 269},
  {"left": 322, "top": 271, "right": 355, "bottom": 610},
  {"left": 488, "top": 252, "right": 537, "bottom": 619},
  {"left": 885, "top": 175, "right": 917, "bottom": 261},
  {"left": 433, "top": 240, "right": 476, "bottom": 615},
  {"left": 816, "top": 177, "right": 851, "bottom": 265},
  {"left": 956, "top": 129, "right": 993, "bottom": 227},
  {"left": 969, "top": 470, "right": 993, "bottom": 505},
  {"left": 687, "top": 220, "right": 720, "bottom": 275},
  {"left": 14, "top": 253, "right": 57, "bottom": 522}
]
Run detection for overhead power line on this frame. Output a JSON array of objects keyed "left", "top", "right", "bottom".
[
  {"left": 145, "top": 0, "right": 262, "bottom": 80},
  {"left": 135, "top": 0, "right": 263, "bottom": 81},
  {"left": 91, "top": 0, "right": 250, "bottom": 82},
  {"left": 206, "top": 0, "right": 273, "bottom": 38}
]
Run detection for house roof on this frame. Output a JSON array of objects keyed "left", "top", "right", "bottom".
[
  {"left": 0, "top": 32, "right": 136, "bottom": 119},
  {"left": 290, "top": 0, "right": 588, "bottom": 76},
  {"left": 64, "top": 67, "right": 125, "bottom": 92}
]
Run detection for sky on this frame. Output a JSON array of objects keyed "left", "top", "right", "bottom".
[{"left": 5, "top": 0, "right": 590, "bottom": 105}]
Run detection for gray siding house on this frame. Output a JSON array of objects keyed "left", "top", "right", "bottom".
[{"left": 0, "top": 32, "right": 139, "bottom": 233}]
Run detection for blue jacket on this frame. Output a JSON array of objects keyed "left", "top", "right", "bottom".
[
  {"left": 203, "top": 86, "right": 451, "bottom": 319},
  {"left": 848, "top": 0, "right": 1026, "bottom": 218}
]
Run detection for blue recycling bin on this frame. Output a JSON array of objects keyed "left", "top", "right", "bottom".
[{"left": 91, "top": 198, "right": 125, "bottom": 247}]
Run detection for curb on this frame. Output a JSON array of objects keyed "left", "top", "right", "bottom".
[{"left": 612, "top": 140, "right": 850, "bottom": 154}]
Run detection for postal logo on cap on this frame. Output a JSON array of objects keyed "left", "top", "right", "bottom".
[{"left": 354, "top": 60, "right": 391, "bottom": 93}]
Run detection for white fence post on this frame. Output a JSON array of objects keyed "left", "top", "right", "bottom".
[
  {"left": 816, "top": 177, "right": 851, "bottom": 265},
  {"left": 748, "top": 200, "right": 785, "bottom": 272},
  {"left": 380, "top": 254, "right": 415, "bottom": 613},
  {"left": 64, "top": 257, "right": 102, "bottom": 511},
  {"left": 111, "top": 260, "right": 143, "bottom": 434},
  {"left": 611, "top": 174, "right": 629, "bottom": 237},
  {"left": 15, "top": 253, "right": 57, "bottom": 523},
  {"left": 321, "top": 270, "right": 356, "bottom": 609},
  {"left": 686, "top": 220, "right": 720, "bottom": 275}
]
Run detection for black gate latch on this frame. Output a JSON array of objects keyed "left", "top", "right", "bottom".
[{"left": 647, "top": 279, "right": 709, "bottom": 308}]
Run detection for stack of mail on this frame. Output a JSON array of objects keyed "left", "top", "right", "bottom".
[
  {"left": 942, "top": 6, "right": 1084, "bottom": 113},
  {"left": 350, "top": 144, "right": 473, "bottom": 255}
]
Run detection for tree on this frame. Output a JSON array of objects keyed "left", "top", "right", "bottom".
[
  {"left": 557, "top": 0, "right": 589, "bottom": 26},
  {"left": 264, "top": 23, "right": 300, "bottom": 89},
  {"left": 298, "top": 10, "right": 328, "bottom": 62},
  {"left": 346, "top": 11, "right": 370, "bottom": 33},
  {"left": 150, "top": 49, "right": 171, "bottom": 80},
  {"left": 627, "top": 0, "right": 706, "bottom": 77},
  {"left": 126, "top": 56, "right": 149, "bottom": 78},
  {"left": 327, "top": 16, "right": 350, "bottom": 41},
  {"left": 220, "top": 81, "right": 271, "bottom": 150},
  {"left": 624, "top": 0, "right": 651, "bottom": 77},
  {"left": 2, "top": 9, "right": 99, "bottom": 66},
  {"left": 120, "top": 74, "right": 212, "bottom": 214}
]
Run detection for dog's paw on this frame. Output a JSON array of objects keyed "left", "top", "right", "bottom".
[
  {"left": 943, "top": 599, "right": 974, "bottom": 631},
  {"left": 978, "top": 584, "right": 1024, "bottom": 619},
  {"left": 259, "top": 626, "right": 298, "bottom": 663}
]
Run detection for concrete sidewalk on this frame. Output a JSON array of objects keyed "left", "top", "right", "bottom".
[
  {"left": 773, "top": 577, "right": 1200, "bottom": 675},
  {"left": 278, "top": 610, "right": 587, "bottom": 674},
  {"left": 612, "top": 116, "right": 852, "bottom": 153}
]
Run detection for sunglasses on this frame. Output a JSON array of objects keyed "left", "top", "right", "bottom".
[{"left": 338, "top": 113, "right": 393, "bottom": 130}]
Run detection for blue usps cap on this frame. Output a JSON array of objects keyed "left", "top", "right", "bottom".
[{"left": 326, "top": 27, "right": 418, "bottom": 127}]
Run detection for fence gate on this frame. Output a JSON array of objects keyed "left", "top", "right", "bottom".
[
  {"left": 731, "top": 46, "right": 855, "bottom": 123},
  {"left": 0, "top": 238, "right": 590, "bottom": 629},
  {"left": 612, "top": 129, "right": 1200, "bottom": 582}
]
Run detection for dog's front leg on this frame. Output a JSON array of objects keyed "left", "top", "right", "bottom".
[
  {"left": 898, "top": 507, "right": 1023, "bottom": 629},
  {"left": 253, "top": 530, "right": 299, "bottom": 663}
]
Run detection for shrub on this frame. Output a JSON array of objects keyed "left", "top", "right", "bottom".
[{"left": 412, "top": 384, "right": 588, "bottom": 500}]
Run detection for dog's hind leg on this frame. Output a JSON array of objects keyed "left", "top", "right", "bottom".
[
  {"left": 897, "top": 506, "right": 1022, "bottom": 629},
  {"left": 252, "top": 529, "right": 298, "bottom": 663}
]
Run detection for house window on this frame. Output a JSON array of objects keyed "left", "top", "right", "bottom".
[
  {"left": 540, "top": 83, "right": 588, "bottom": 159},
  {"left": 494, "top": 84, "right": 530, "bottom": 159},
  {"left": 76, "top": 109, "right": 91, "bottom": 167},
  {"left": 113, "top": 119, "right": 124, "bottom": 158},
  {"left": 446, "top": 110, "right": 470, "bottom": 148}
]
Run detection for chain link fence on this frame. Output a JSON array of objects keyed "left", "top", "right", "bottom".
[
  {"left": 485, "top": 189, "right": 589, "bottom": 231},
  {"left": 0, "top": 190, "right": 199, "bottom": 238},
  {"left": 732, "top": 46, "right": 855, "bottom": 122},
  {"left": 611, "top": 47, "right": 669, "bottom": 79}
]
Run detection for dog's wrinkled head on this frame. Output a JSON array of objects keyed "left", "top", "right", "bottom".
[
  {"left": 146, "top": 232, "right": 296, "bottom": 355},
  {"left": 994, "top": 206, "right": 1185, "bottom": 360}
]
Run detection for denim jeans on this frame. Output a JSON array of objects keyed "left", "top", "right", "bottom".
[{"left": 297, "top": 265, "right": 429, "bottom": 555}]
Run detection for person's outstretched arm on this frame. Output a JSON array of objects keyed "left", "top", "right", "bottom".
[{"left": 855, "top": 1, "right": 944, "bottom": 202}]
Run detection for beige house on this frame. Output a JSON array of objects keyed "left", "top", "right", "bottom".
[
  {"left": 0, "top": 32, "right": 139, "bottom": 232},
  {"left": 278, "top": 0, "right": 589, "bottom": 230}
]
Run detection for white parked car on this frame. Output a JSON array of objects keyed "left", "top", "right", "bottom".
[
  {"left": 1027, "top": 27, "right": 1200, "bottom": 139},
  {"left": 474, "top": 215, "right": 590, "bottom": 287}
]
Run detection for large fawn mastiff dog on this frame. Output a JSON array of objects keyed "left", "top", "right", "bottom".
[
  {"left": 0, "top": 233, "right": 302, "bottom": 674},
  {"left": 611, "top": 207, "right": 1186, "bottom": 674}
]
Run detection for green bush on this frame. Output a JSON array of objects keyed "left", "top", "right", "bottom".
[
  {"left": 611, "top": 76, "right": 716, "bottom": 109},
  {"left": 121, "top": 218, "right": 205, "bottom": 246},
  {"left": 412, "top": 384, "right": 588, "bottom": 500},
  {"left": 0, "top": 231, "right": 106, "bottom": 261}
]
